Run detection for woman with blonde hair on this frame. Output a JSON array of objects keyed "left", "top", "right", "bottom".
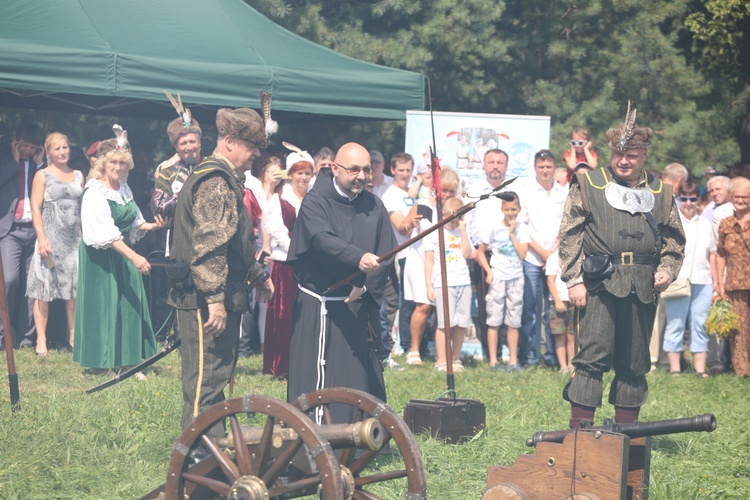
[
  {"left": 26, "top": 132, "right": 84, "bottom": 355},
  {"left": 73, "top": 133, "right": 168, "bottom": 374}
]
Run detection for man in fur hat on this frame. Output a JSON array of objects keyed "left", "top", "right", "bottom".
[
  {"left": 559, "top": 104, "right": 685, "bottom": 429},
  {"left": 168, "top": 105, "right": 274, "bottom": 442},
  {"left": 149, "top": 99, "right": 204, "bottom": 343},
  {"left": 151, "top": 105, "right": 203, "bottom": 221}
]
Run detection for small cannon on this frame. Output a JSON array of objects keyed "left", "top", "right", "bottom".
[
  {"left": 485, "top": 414, "right": 717, "bottom": 500},
  {"left": 142, "top": 388, "right": 427, "bottom": 499}
]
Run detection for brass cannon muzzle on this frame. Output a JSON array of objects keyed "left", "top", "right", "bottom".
[{"left": 222, "top": 417, "right": 386, "bottom": 451}]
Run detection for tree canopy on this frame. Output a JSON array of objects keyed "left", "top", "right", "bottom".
[{"left": 248, "top": 0, "right": 749, "bottom": 173}]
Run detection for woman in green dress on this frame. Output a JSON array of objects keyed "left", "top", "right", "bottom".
[{"left": 73, "top": 136, "right": 168, "bottom": 374}]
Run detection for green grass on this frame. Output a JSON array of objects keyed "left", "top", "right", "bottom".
[{"left": 0, "top": 349, "right": 748, "bottom": 499}]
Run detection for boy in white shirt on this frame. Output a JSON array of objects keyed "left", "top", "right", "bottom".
[
  {"left": 546, "top": 249, "right": 575, "bottom": 374},
  {"left": 477, "top": 192, "right": 530, "bottom": 371},
  {"left": 424, "top": 198, "right": 473, "bottom": 372}
]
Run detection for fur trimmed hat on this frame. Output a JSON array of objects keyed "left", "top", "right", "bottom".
[
  {"left": 215, "top": 90, "right": 278, "bottom": 149},
  {"left": 606, "top": 102, "right": 652, "bottom": 151},
  {"left": 216, "top": 108, "right": 268, "bottom": 149},
  {"left": 167, "top": 117, "right": 201, "bottom": 146},
  {"left": 163, "top": 90, "right": 202, "bottom": 146}
]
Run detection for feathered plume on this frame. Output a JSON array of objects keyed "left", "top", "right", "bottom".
[
  {"left": 618, "top": 100, "right": 637, "bottom": 150},
  {"left": 164, "top": 89, "right": 192, "bottom": 126},
  {"left": 260, "top": 89, "right": 279, "bottom": 138},
  {"left": 112, "top": 124, "right": 129, "bottom": 150},
  {"left": 282, "top": 141, "right": 302, "bottom": 154}
]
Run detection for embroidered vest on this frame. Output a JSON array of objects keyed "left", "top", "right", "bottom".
[
  {"left": 168, "top": 157, "right": 258, "bottom": 312},
  {"left": 576, "top": 167, "right": 673, "bottom": 303}
]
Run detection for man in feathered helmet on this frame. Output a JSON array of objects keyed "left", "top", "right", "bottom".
[
  {"left": 168, "top": 91, "right": 276, "bottom": 446},
  {"left": 558, "top": 102, "right": 685, "bottom": 429}
]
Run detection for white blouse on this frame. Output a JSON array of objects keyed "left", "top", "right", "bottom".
[
  {"left": 263, "top": 183, "right": 303, "bottom": 262},
  {"left": 81, "top": 178, "right": 146, "bottom": 249},
  {"left": 678, "top": 211, "right": 712, "bottom": 285}
]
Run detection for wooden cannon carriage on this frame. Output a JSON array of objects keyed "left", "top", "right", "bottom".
[
  {"left": 484, "top": 414, "right": 716, "bottom": 500},
  {"left": 142, "top": 388, "right": 427, "bottom": 499}
]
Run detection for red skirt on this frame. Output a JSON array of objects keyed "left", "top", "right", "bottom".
[{"left": 263, "top": 260, "right": 298, "bottom": 378}]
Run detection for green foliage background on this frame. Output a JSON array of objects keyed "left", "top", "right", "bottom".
[{"left": 1, "top": 0, "right": 748, "bottom": 176}]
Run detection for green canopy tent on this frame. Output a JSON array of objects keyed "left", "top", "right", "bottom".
[{"left": 0, "top": 0, "right": 424, "bottom": 121}]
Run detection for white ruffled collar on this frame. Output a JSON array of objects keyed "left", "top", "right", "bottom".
[{"left": 85, "top": 178, "right": 134, "bottom": 205}]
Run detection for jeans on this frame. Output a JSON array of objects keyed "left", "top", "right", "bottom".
[
  {"left": 519, "top": 261, "right": 553, "bottom": 366},
  {"left": 663, "top": 284, "right": 712, "bottom": 352}
]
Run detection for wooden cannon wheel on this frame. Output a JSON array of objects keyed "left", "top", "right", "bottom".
[
  {"left": 292, "top": 388, "right": 428, "bottom": 500},
  {"left": 163, "top": 395, "right": 343, "bottom": 499}
]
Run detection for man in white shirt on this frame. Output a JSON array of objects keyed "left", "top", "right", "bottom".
[
  {"left": 380, "top": 153, "right": 421, "bottom": 356},
  {"left": 517, "top": 149, "right": 568, "bottom": 367},
  {"left": 464, "top": 149, "right": 509, "bottom": 361}
]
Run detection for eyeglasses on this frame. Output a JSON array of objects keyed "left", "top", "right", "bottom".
[
  {"left": 535, "top": 150, "right": 555, "bottom": 160},
  {"left": 570, "top": 140, "right": 585, "bottom": 147},
  {"left": 334, "top": 162, "right": 372, "bottom": 176},
  {"left": 679, "top": 197, "right": 699, "bottom": 202}
]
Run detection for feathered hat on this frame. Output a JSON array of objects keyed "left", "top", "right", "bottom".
[
  {"left": 605, "top": 101, "right": 653, "bottom": 151},
  {"left": 96, "top": 124, "right": 131, "bottom": 158},
  {"left": 215, "top": 90, "right": 278, "bottom": 149},
  {"left": 164, "top": 90, "right": 202, "bottom": 146},
  {"left": 282, "top": 141, "right": 314, "bottom": 172}
]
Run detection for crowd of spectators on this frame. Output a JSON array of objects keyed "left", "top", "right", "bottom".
[{"left": 2, "top": 120, "right": 749, "bottom": 380}]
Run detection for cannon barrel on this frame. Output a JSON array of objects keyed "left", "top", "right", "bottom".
[
  {"left": 221, "top": 417, "right": 386, "bottom": 451},
  {"left": 526, "top": 413, "right": 716, "bottom": 447}
]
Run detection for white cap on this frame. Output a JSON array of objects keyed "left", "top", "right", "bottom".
[{"left": 286, "top": 151, "right": 314, "bottom": 172}]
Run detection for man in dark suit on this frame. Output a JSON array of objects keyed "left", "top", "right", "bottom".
[{"left": 0, "top": 123, "right": 45, "bottom": 349}]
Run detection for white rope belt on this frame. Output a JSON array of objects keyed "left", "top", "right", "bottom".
[{"left": 298, "top": 284, "right": 348, "bottom": 424}]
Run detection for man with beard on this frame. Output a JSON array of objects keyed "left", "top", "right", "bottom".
[
  {"left": 169, "top": 106, "right": 274, "bottom": 441},
  {"left": 151, "top": 97, "right": 203, "bottom": 224},
  {"left": 150, "top": 97, "right": 203, "bottom": 337},
  {"left": 559, "top": 105, "right": 684, "bottom": 428},
  {"left": 286, "top": 142, "right": 396, "bottom": 424}
]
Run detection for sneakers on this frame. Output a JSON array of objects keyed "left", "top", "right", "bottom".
[
  {"left": 385, "top": 355, "right": 404, "bottom": 370},
  {"left": 406, "top": 351, "right": 423, "bottom": 366},
  {"left": 503, "top": 364, "right": 522, "bottom": 373}
]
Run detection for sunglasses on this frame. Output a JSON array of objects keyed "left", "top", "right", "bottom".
[
  {"left": 679, "top": 196, "right": 699, "bottom": 202},
  {"left": 334, "top": 162, "right": 372, "bottom": 176},
  {"left": 570, "top": 140, "right": 585, "bottom": 147},
  {"left": 535, "top": 150, "right": 555, "bottom": 160}
]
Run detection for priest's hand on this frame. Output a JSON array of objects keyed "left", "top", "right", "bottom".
[
  {"left": 359, "top": 253, "right": 380, "bottom": 273},
  {"left": 568, "top": 283, "right": 588, "bottom": 308},
  {"left": 204, "top": 302, "right": 227, "bottom": 336},
  {"left": 346, "top": 286, "right": 365, "bottom": 303},
  {"left": 255, "top": 278, "right": 274, "bottom": 303},
  {"left": 653, "top": 271, "right": 671, "bottom": 292}
]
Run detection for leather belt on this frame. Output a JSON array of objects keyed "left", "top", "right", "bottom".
[{"left": 613, "top": 252, "right": 655, "bottom": 266}]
